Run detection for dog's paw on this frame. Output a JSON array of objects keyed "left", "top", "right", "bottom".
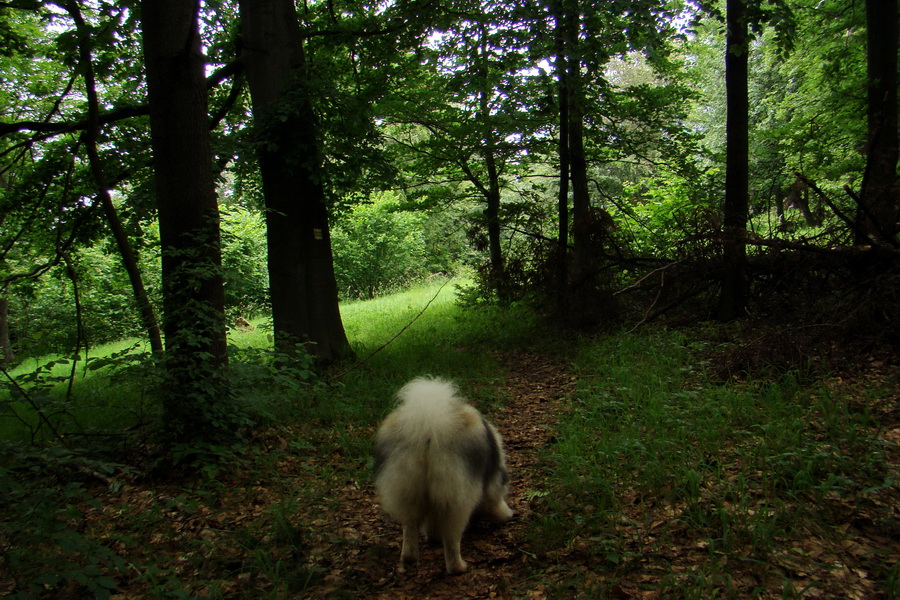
[
  {"left": 446, "top": 559, "right": 468, "bottom": 575},
  {"left": 398, "top": 556, "right": 418, "bottom": 574}
]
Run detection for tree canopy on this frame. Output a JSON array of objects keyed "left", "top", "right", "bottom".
[{"left": 0, "top": 0, "right": 896, "bottom": 436}]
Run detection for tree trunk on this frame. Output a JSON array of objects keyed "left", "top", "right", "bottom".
[
  {"left": 553, "top": 0, "right": 570, "bottom": 291},
  {"left": 858, "top": 0, "right": 899, "bottom": 245},
  {"left": 141, "top": 0, "right": 230, "bottom": 438},
  {"left": 475, "top": 28, "right": 505, "bottom": 295},
  {"left": 716, "top": 0, "right": 750, "bottom": 321},
  {"left": 562, "top": 2, "right": 593, "bottom": 284},
  {"left": 240, "top": 0, "right": 353, "bottom": 364},
  {"left": 0, "top": 298, "right": 13, "bottom": 364},
  {"left": 68, "top": 1, "right": 164, "bottom": 356}
]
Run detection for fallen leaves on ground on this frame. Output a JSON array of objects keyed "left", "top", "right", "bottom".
[{"left": 52, "top": 352, "right": 899, "bottom": 599}]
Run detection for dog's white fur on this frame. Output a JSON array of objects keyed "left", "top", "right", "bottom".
[{"left": 374, "top": 377, "right": 513, "bottom": 574}]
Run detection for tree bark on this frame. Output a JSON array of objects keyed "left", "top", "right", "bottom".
[
  {"left": 561, "top": 1, "right": 593, "bottom": 284},
  {"left": 68, "top": 1, "right": 163, "bottom": 356},
  {"left": 141, "top": 0, "right": 230, "bottom": 437},
  {"left": 475, "top": 25, "right": 505, "bottom": 295},
  {"left": 858, "top": 0, "right": 899, "bottom": 245},
  {"left": 553, "top": 0, "right": 571, "bottom": 291},
  {"left": 239, "top": 0, "right": 353, "bottom": 364},
  {"left": 717, "top": 0, "right": 750, "bottom": 321},
  {"left": 0, "top": 298, "right": 13, "bottom": 364}
]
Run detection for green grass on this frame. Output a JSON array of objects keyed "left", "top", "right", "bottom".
[
  {"left": 2, "top": 285, "right": 896, "bottom": 599},
  {"left": 531, "top": 327, "right": 895, "bottom": 598},
  {"left": 0, "top": 278, "right": 537, "bottom": 443},
  {"left": 0, "top": 279, "right": 543, "bottom": 599}
]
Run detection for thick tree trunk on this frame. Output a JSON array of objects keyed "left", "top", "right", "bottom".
[
  {"left": 858, "top": 0, "right": 899, "bottom": 245},
  {"left": 717, "top": 0, "right": 750, "bottom": 321},
  {"left": 141, "top": 0, "right": 229, "bottom": 437},
  {"left": 240, "top": 0, "right": 353, "bottom": 364}
]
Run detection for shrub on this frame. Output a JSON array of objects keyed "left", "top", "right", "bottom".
[{"left": 331, "top": 193, "right": 430, "bottom": 300}]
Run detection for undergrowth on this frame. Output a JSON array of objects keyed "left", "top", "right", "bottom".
[
  {"left": 532, "top": 328, "right": 897, "bottom": 599},
  {"left": 0, "top": 280, "right": 538, "bottom": 598},
  {"left": 2, "top": 281, "right": 895, "bottom": 599}
]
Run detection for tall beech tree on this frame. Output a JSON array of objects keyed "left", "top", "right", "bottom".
[
  {"left": 141, "top": 0, "right": 230, "bottom": 437},
  {"left": 543, "top": 0, "right": 689, "bottom": 293},
  {"left": 556, "top": 0, "right": 593, "bottom": 285},
  {"left": 382, "top": 1, "right": 541, "bottom": 299},
  {"left": 240, "top": 0, "right": 353, "bottom": 363}
]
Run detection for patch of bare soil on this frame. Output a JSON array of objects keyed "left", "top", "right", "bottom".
[{"left": 303, "top": 352, "right": 576, "bottom": 599}]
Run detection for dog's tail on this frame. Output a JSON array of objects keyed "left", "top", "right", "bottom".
[
  {"left": 395, "top": 376, "right": 463, "bottom": 433},
  {"left": 375, "top": 377, "right": 483, "bottom": 521}
]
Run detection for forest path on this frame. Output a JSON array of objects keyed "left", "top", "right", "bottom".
[{"left": 309, "top": 351, "right": 575, "bottom": 599}]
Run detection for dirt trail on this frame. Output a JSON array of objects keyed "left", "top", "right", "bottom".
[{"left": 309, "top": 352, "right": 575, "bottom": 599}]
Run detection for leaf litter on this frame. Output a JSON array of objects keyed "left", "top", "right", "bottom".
[{"left": 22, "top": 350, "right": 897, "bottom": 599}]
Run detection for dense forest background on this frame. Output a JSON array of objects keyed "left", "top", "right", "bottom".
[
  {"left": 1, "top": 0, "right": 895, "bottom": 380},
  {"left": 0, "top": 0, "right": 898, "bottom": 597}
]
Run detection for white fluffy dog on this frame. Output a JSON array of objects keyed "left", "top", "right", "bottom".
[{"left": 374, "top": 377, "right": 513, "bottom": 574}]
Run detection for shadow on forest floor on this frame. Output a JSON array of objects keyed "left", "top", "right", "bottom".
[{"left": 3, "top": 334, "right": 897, "bottom": 599}]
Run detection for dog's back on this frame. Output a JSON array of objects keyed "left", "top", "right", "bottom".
[{"left": 374, "top": 377, "right": 512, "bottom": 574}]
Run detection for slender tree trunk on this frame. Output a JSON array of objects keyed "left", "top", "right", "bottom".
[
  {"left": 858, "top": 0, "right": 899, "bottom": 245},
  {"left": 553, "top": 0, "right": 570, "bottom": 291},
  {"left": 0, "top": 298, "right": 13, "bottom": 364},
  {"left": 483, "top": 153, "right": 504, "bottom": 292},
  {"left": 141, "top": 0, "right": 230, "bottom": 438},
  {"left": 240, "top": 0, "right": 353, "bottom": 364},
  {"left": 68, "top": 1, "right": 163, "bottom": 355},
  {"left": 717, "top": 0, "right": 750, "bottom": 321},
  {"left": 561, "top": 2, "right": 592, "bottom": 283},
  {"left": 475, "top": 30, "right": 505, "bottom": 295}
]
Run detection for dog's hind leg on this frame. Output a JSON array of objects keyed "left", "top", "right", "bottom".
[
  {"left": 399, "top": 522, "right": 420, "bottom": 573},
  {"left": 439, "top": 510, "right": 470, "bottom": 575},
  {"left": 441, "top": 535, "right": 467, "bottom": 575}
]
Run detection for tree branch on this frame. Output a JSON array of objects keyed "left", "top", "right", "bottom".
[{"left": 0, "top": 61, "right": 243, "bottom": 137}]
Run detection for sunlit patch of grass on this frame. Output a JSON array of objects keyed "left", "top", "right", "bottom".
[{"left": 0, "top": 278, "right": 539, "bottom": 443}]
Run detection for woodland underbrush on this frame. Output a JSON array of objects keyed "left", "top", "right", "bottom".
[
  {"left": 0, "top": 279, "right": 897, "bottom": 599},
  {"left": 532, "top": 328, "right": 898, "bottom": 599}
]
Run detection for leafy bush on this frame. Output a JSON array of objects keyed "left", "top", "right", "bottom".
[
  {"left": 220, "top": 206, "right": 269, "bottom": 320},
  {"left": 7, "top": 245, "right": 156, "bottom": 357},
  {"left": 618, "top": 170, "right": 720, "bottom": 259},
  {"left": 332, "top": 192, "right": 444, "bottom": 299},
  {"left": 5, "top": 205, "right": 269, "bottom": 357}
]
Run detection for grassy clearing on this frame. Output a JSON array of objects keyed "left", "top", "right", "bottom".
[
  {"left": 532, "top": 328, "right": 898, "bottom": 599},
  {"left": 0, "top": 278, "right": 535, "bottom": 443}
]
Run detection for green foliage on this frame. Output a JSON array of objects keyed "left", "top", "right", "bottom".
[
  {"left": 618, "top": 169, "right": 721, "bottom": 258},
  {"left": 4, "top": 205, "right": 268, "bottom": 357},
  {"left": 0, "top": 344, "right": 160, "bottom": 444},
  {"left": 219, "top": 206, "right": 269, "bottom": 320},
  {"left": 331, "top": 192, "right": 466, "bottom": 300}
]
